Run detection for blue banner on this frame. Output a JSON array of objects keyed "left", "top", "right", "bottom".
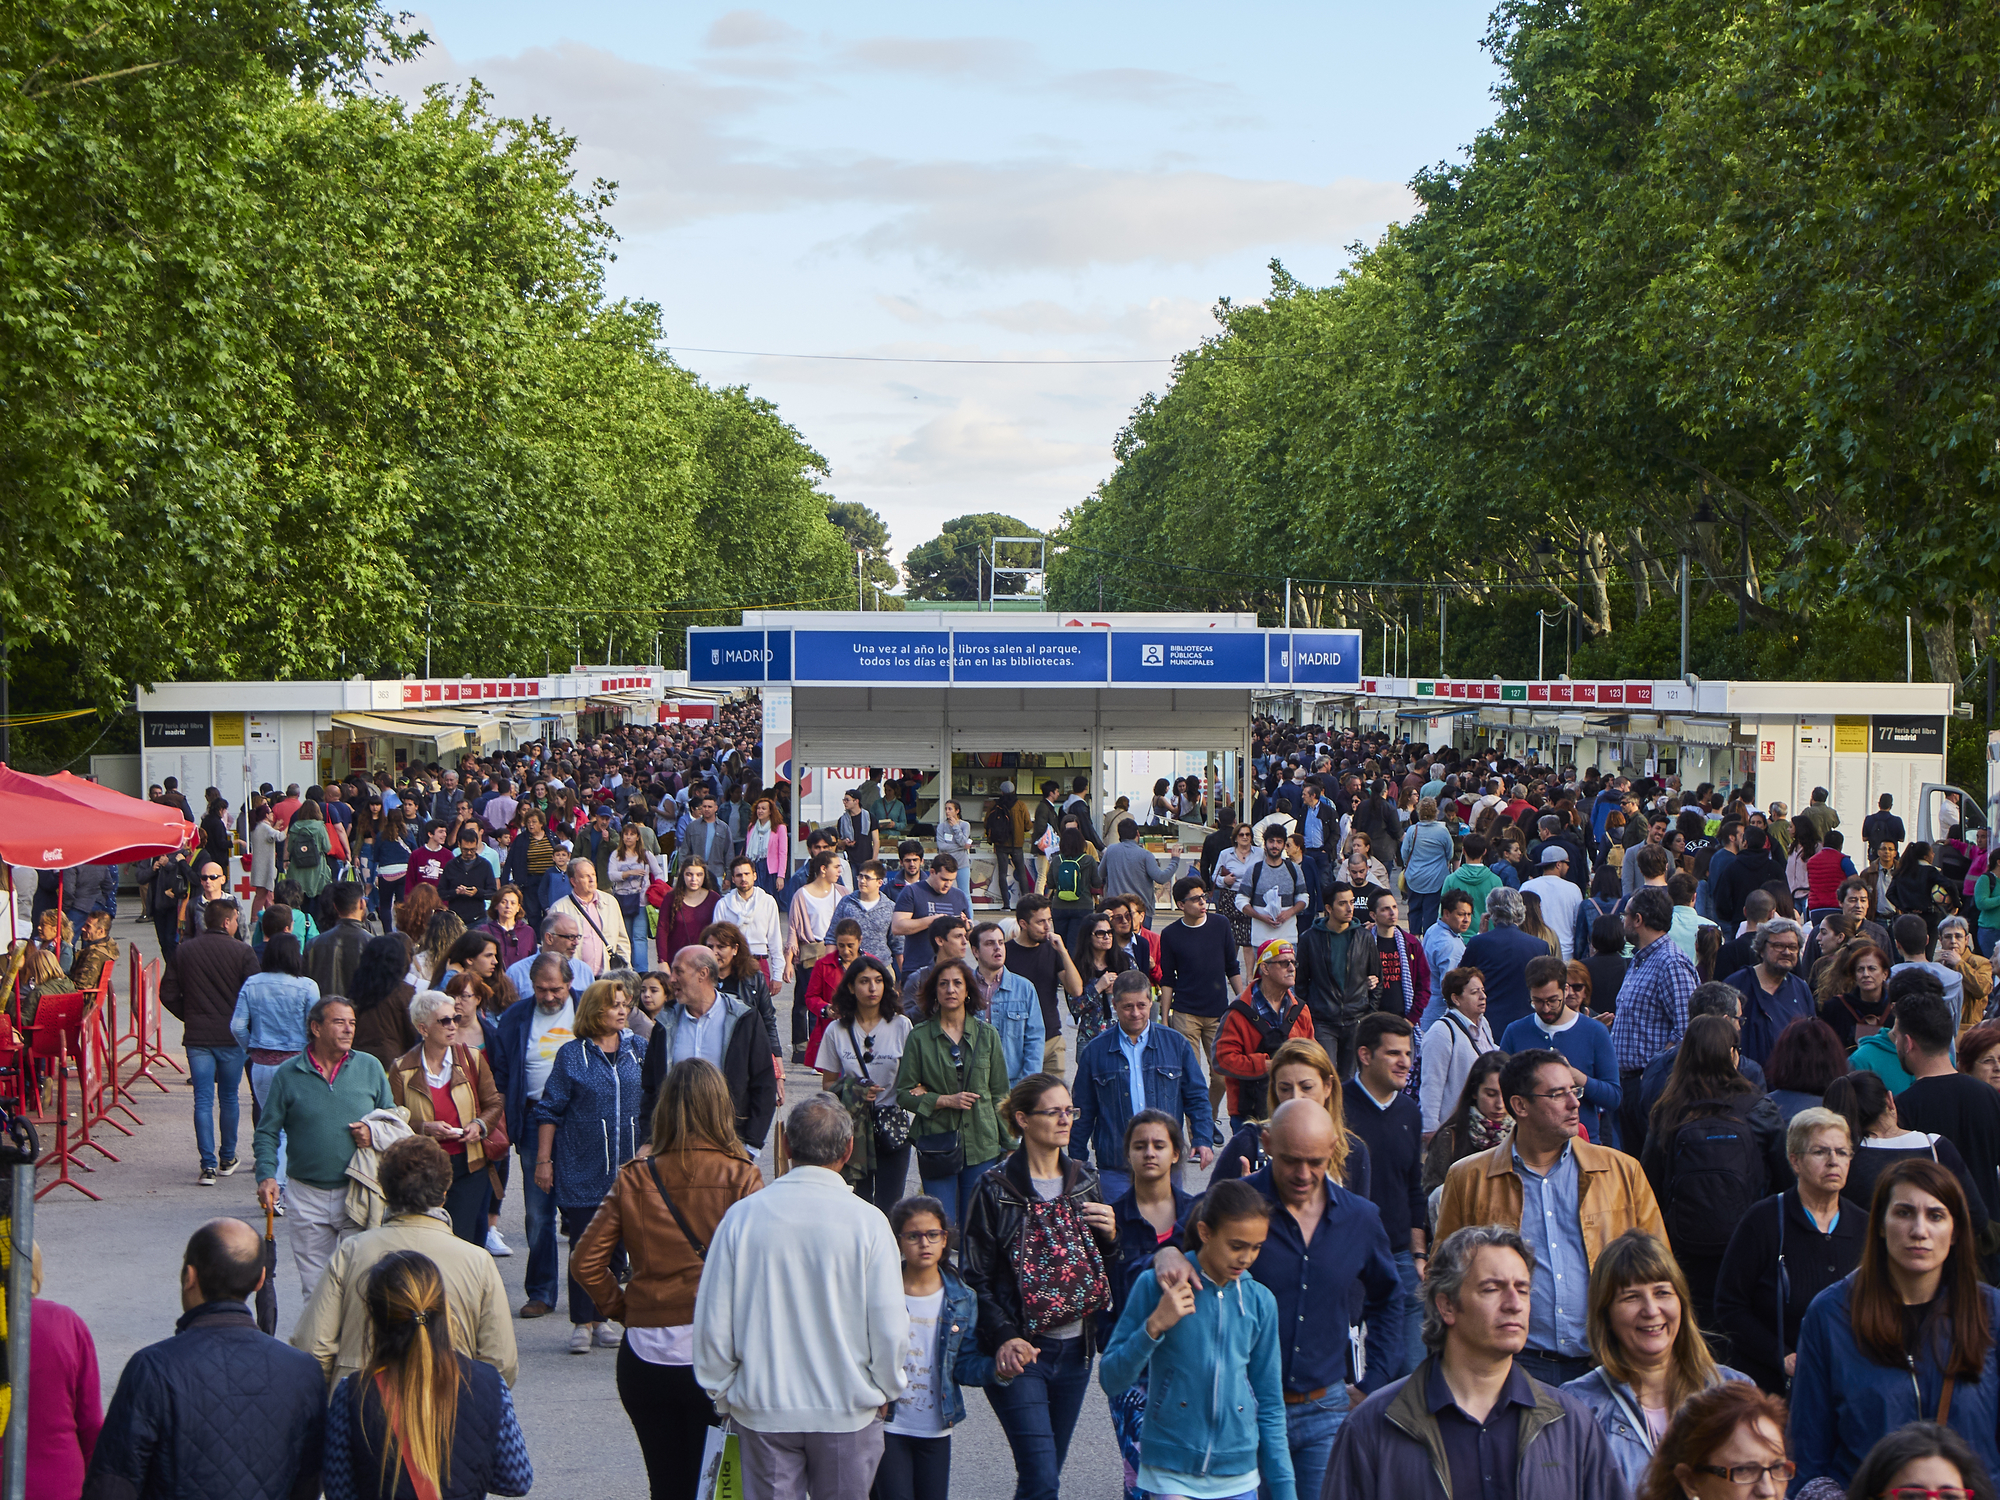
[
  {"left": 1268, "top": 633, "right": 1291, "bottom": 684},
  {"left": 765, "top": 630, "right": 791, "bottom": 682},
  {"left": 953, "top": 631, "right": 1108, "bottom": 684},
  {"left": 1286, "top": 630, "right": 1364, "bottom": 686},
  {"left": 687, "top": 629, "right": 768, "bottom": 684},
  {"left": 792, "top": 629, "right": 951, "bottom": 684},
  {"left": 1110, "top": 631, "right": 1268, "bottom": 685}
]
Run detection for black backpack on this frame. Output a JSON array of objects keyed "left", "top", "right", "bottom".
[
  {"left": 1664, "top": 1097, "right": 1767, "bottom": 1257},
  {"left": 1224, "top": 994, "right": 1306, "bottom": 1120}
]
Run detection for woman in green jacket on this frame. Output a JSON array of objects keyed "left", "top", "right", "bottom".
[{"left": 897, "top": 956, "right": 1012, "bottom": 1228}]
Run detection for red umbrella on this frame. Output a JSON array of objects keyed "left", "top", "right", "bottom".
[{"left": 0, "top": 764, "right": 194, "bottom": 867}]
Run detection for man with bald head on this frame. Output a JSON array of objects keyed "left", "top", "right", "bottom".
[
  {"left": 86, "top": 1218, "right": 328, "bottom": 1499},
  {"left": 1150, "top": 1098, "right": 1404, "bottom": 1499}
]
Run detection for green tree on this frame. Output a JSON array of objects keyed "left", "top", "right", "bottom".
[
  {"left": 903, "top": 514, "right": 1042, "bottom": 600},
  {"left": 825, "top": 500, "right": 899, "bottom": 596}
]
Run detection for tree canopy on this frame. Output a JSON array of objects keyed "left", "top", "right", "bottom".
[
  {"left": 0, "top": 0, "right": 853, "bottom": 752},
  {"left": 902, "top": 514, "right": 1043, "bottom": 601},
  {"left": 1049, "top": 0, "right": 2000, "bottom": 689}
]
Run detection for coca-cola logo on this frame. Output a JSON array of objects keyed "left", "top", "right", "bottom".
[{"left": 42, "top": 848, "right": 62, "bottom": 862}]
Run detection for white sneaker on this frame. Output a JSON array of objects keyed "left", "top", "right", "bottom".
[
  {"left": 485, "top": 1227, "right": 512, "bottom": 1257},
  {"left": 569, "top": 1325, "right": 593, "bottom": 1355},
  {"left": 596, "top": 1319, "right": 623, "bottom": 1348}
]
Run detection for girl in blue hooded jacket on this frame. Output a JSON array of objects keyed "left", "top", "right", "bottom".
[{"left": 1099, "top": 1178, "right": 1296, "bottom": 1500}]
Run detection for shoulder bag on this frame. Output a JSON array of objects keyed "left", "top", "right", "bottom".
[
  {"left": 913, "top": 1026, "right": 969, "bottom": 1180},
  {"left": 842, "top": 1019, "right": 913, "bottom": 1148},
  {"left": 645, "top": 1155, "right": 708, "bottom": 1259}
]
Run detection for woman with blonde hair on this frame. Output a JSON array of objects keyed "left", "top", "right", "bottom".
[
  {"left": 322, "top": 1250, "right": 532, "bottom": 1499},
  {"left": 1212, "top": 1036, "right": 1369, "bottom": 1192},
  {"left": 574, "top": 1059, "right": 762, "bottom": 1499},
  {"left": 1564, "top": 1229, "right": 1750, "bottom": 1489}
]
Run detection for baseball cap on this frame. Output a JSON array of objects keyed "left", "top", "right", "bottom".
[
  {"left": 1540, "top": 846, "right": 1567, "bottom": 864},
  {"left": 1256, "top": 939, "right": 1297, "bottom": 968}
]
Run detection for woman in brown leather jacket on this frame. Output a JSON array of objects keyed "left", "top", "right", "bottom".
[
  {"left": 385, "top": 988, "right": 503, "bottom": 1244},
  {"left": 573, "top": 1057, "right": 762, "bottom": 1500}
]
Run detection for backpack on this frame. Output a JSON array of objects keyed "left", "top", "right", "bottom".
[
  {"left": 1053, "top": 857, "right": 1085, "bottom": 904},
  {"left": 287, "top": 825, "right": 322, "bottom": 870},
  {"left": 1664, "top": 1097, "right": 1767, "bottom": 1256},
  {"left": 1246, "top": 857, "right": 1303, "bottom": 917},
  {"left": 984, "top": 798, "right": 1013, "bottom": 847},
  {"left": 1224, "top": 995, "right": 1307, "bottom": 1119},
  {"left": 1011, "top": 1189, "right": 1109, "bottom": 1334}
]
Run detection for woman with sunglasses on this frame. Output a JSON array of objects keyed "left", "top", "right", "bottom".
[
  {"left": 815, "top": 953, "right": 913, "bottom": 1213},
  {"left": 1789, "top": 1158, "right": 2000, "bottom": 1492},
  {"left": 1070, "top": 915, "right": 1130, "bottom": 1046},
  {"left": 385, "top": 988, "right": 502, "bottom": 1244}
]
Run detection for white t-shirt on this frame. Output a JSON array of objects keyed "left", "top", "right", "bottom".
[
  {"left": 524, "top": 1000, "right": 577, "bottom": 1100},
  {"left": 885, "top": 1288, "right": 947, "bottom": 1437},
  {"left": 799, "top": 887, "right": 842, "bottom": 941},
  {"left": 815, "top": 1013, "right": 913, "bottom": 1093},
  {"left": 1523, "top": 874, "right": 1583, "bottom": 961}
]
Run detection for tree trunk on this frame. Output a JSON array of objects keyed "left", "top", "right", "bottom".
[
  {"left": 1923, "top": 616, "right": 1960, "bottom": 686},
  {"left": 1628, "top": 529, "right": 1653, "bottom": 618},
  {"left": 1580, "top": 531, "right": 1613, "bottom": 637}
]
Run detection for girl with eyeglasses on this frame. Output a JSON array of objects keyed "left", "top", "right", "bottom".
[
  {"left": 1712, "top": 1106, "right": 1867, "bottom": 1395},
  {"left": 815, "top": 953, "right": 913, "bottom": 1214},
  {"left": 1788, "top": 1159, "right": 2000, "bottom": 1492},
  {"left": 874, "top": 1194, "right": 1000, "bottom": 1500},
  {"left": 1641, "top": 1015, "right": 1790, "bottom": 1329},
  {"left": 1844, "top": 1421, "right": 1999, "bottom": 1500}
]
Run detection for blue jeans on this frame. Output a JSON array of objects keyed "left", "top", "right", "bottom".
[
  {"left": 1981, "top": 927, "right": 2000, "bottom": 959},
  {"left": 987, "top": 1334, "right": 1091, "bottom": 1500},
  {"left": 187, "top": 1045, "right": 246, "bottom": 1172},
  {"left": 925, "top": 1155, "right": 999, "bottom": 1230},
  {"left": 518, "top": 1138, "right": 561, "bottom": 1307},
  {"left": 247, "top": 1061, "right": 288, "bottom": 1186},
  {"left": 1388, "top": 1248, "right": 1426, "bottom": 1381},
  {"left": 1271, "top": 1385, "right": 1349, "bottom": 1500},
  {"left": 955, "top": 866, "right": 972, "bottom": 904},
  {"left": 1406, "top": 889, "right": 1441, "bottom": 940}
]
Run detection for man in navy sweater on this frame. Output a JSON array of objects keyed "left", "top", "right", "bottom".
[
  {"left": 1499, "top": 954, "right": 1622, "bottom": 1145},
  {"left": 1337, "top": 1011, "right": 1427, "bottom": 1382},
  {"left": 1157, "top": 875, "right": 1242, "bottom": 1147}
]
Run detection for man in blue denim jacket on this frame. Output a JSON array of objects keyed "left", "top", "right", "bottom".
[
  {"left": 972, "top": 921, "right": 1044, "bottom": 1086},
  {"left": 1070, "top": 970, "right": 1216, "bottom": 1200}
]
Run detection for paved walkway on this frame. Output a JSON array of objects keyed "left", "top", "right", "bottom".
[{"left": 31, "top": 917, "right": 1152, "bottom": 1498}]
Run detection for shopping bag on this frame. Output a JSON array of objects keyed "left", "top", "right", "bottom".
[
  {"left": 699, "top": 1425, "right": 744, "bottom": 1500},
  {"left": 771, "top": 1120, "right": 791, "bottom": 1178}
]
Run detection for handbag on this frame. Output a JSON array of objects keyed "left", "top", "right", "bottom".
[
  {"left": 646, "top": 1155, "right": 707, "bottom": 1259},
  {"left": 844, "top": 1020, "right": 913, "bottom": 1149},
  {"left": 914, "top": 1028, "right": 970, "bottom": 1179}
]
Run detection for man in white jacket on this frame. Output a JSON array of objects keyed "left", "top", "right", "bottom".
[
  {"left": 716, "top": 855, "right": 787, "bottom": 986},
  {"left": 694, "top": 1093, "right": 908, "bottom": 1498}
]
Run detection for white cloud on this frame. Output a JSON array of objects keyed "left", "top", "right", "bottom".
[
  {"left": 704, "top": 10, "right": 803, "bottom": 49},
  {"left": 842, "top": 35, "right": 1036, "bottom": 78}
]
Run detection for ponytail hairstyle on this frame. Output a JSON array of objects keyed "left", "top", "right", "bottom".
[
  {"left": 1186, "top": 1178, "right": 1273, "bottom": 1254},
  {"left": 361, "top": 1250, "right": 464, "bottom": 1496}
]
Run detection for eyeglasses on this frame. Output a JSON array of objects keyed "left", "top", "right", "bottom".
[
  {"left": 1697, "top": 1462, "right": 1796, "bottom": 1487},
  {"left": 900, "top": 1229, "right": 946, "bottom": 1245},
  {"left": 1525, "top": 1087, "right": 1585, "bottom": 1101},
  {"left": 433, "top": 1015, "right": 462, "bottom": 1028},
  {"left": 1026, "top": 1107, "right": 1080, "bottom": 1122},
  {"left": 1802, "top": 1146, "right": 1853, "bottom": 1163}
]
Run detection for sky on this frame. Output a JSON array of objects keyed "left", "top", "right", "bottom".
[{"left": 384, "top": 3, "right": 1504, "bottom": 573}]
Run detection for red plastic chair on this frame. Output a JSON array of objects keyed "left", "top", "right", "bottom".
[{"left": 27, "top": 987, "right": 104, "bottom": 1200}]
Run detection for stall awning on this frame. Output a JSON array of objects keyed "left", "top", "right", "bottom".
[
  {"left": 1396, "top": 705, "right": 1484, "bottom": 720},
  {"left": 331, "top": 711, "right": 472, "bottom": 753}
]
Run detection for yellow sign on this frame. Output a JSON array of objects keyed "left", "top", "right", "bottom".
[
  {"left": 1835, "top": 716, "right": 1869, "bottom": 754},
  {"left": 213, "top": 713, "right": 245, "bottom": 747}
]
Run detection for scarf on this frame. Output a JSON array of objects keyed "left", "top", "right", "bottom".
[{"left": 1466, "top": 1111, "right": 1512, "bottom": 1152}]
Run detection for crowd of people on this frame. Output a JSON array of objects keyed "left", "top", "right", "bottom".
[{"left": 21, "top": 705, "right": 2000, "bottom": 1500}]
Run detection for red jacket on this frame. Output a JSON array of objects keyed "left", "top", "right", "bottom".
[
  {"left": 1214, "top": 985, "right": 1316, "bottom": 1118},
  {"left": 803, "top": 948, "right": 848, "bottom": 1019}
]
